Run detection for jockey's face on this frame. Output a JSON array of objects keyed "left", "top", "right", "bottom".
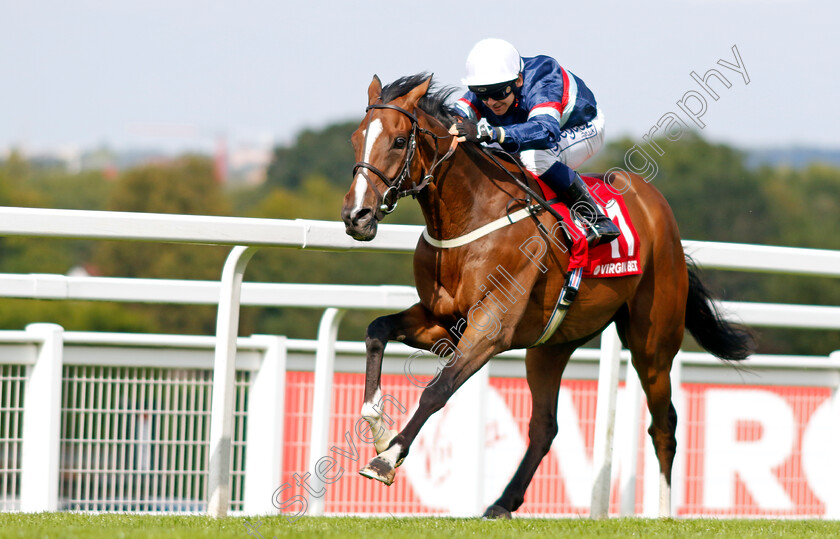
[{"left": 482, "top": 74, "right": 523, "bottom": 116}]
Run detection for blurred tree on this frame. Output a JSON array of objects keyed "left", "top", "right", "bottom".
[
  {"left": 749, "top": 164, "right": 840, "bottom": 354},
  {"left": 30, "top": 169, "right": 113, "bottom": 211},
  {"left": 590, "top": 133, "right": 776, "bottom": 244},
  {"left": 92, "top": 156, "right": 234, "bottom": 334},
  {"left": 265, "top": 121, "right": 358, "bottom": 189},
  {"left": 1, "top": 149, "right": 30, "bottom": 187},
  {"left": 28, "top": 169, "right": 114, "bottom": 265},
  {"left": 0, "top": 153, "right": 75, "bottom": 274},
  {"left": 0, "top": 155, "right": 149, "bottom": 331},
  {"left": 102, "top": 155, "right": 229, "bottom": 217},
  {"left": 761, "top": 163, "right": 840, "bottom": 251},
  {"left": 0, "top": 299, "right": 158, "bottom": 333}
]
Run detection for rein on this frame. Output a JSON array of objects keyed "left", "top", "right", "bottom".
[{"left": 353, "top": 103, "right": 457, "bottom": 214}]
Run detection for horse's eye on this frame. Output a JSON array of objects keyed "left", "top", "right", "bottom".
[{"left": 393, "top": 137, "right": 407, "bottom": 149}]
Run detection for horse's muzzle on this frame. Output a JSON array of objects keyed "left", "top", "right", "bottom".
[{"left": 341, "top": 206, "right": 378, "bottom": 241}]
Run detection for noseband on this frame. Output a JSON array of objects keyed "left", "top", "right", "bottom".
[{"left": 353, "top": 103, "right": 457, "bottom": 214}]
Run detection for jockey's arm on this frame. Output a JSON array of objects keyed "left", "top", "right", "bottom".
[
  {"left": 497, "top": 114, "right": 563, "bottom": 152},
  {"left": 451, "top": 96, "right": 479, "bottom": 121}
]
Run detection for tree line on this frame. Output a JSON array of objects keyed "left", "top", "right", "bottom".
[{"left": 0, "top": 122, "right": 838, "bottom": 355}]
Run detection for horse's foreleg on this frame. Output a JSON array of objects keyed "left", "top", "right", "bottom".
[
  {"left": 361, "top": 327, "right": 501, "bottom": 487},
  {"left": 483, "top": 344, "right": 573, "bottom": 519},
  {"left": 361, "top": 303, "right": 451, "bottom": 455}
]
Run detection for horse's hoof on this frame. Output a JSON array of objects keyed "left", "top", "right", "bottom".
[
  {"left": 359, "top": 456, "right": 396, "bottom": 486},
  {"left": 482, "top": 504, "right": 512, "bottom": 519}
]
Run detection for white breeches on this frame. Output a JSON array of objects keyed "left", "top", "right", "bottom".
[{"left": 519, "top": 108, "right": 606, "bottom": 174}]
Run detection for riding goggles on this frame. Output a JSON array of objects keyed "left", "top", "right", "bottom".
[{"left": 469, "top": 80, "right": 516, "bottom": 102}]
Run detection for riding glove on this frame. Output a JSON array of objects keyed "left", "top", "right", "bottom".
[{"left": 454, "top": 119, "right": 501, "bottom": 144}]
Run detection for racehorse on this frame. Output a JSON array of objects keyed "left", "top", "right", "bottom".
[{"left": 340, "top": 73, "right": 753, "bottom": 518}]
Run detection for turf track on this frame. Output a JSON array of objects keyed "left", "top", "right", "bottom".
[{"left": 1, "top": 514, "right": 839, "bottom": 538}]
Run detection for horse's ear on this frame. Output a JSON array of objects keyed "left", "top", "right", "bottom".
[
  {"left": 368, "top": 75, "right": 382, "bottom": 106},
  {"left": 403, "top": 75, "right": 433, "bottom": 110}
]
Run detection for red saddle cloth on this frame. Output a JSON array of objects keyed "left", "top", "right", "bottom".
[{"left": 534, "top": 175, "right": 642, "bottom": 278}]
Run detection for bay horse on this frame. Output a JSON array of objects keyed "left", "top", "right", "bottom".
[{"left": 340, "top": 73, "right": 753, "bottom": 518}]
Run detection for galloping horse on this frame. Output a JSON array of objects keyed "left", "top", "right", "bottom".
[{"left": 340, "top": 74, "right": 753, "bottom": 518}]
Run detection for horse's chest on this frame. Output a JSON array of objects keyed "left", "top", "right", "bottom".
[
  {"left": 416, "top": 278, "right": 460, "bottom": 319},
  {"left": 414, "top": 250, "right": 491, "bottom": 319}
]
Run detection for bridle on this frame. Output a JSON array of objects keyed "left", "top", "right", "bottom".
[{"left": 353, "top": 103, "right": 457, "bottom": 214}]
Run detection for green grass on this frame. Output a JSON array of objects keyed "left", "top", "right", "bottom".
[{"left": 1, "top": 514, "right": 839, "bottom": 538}]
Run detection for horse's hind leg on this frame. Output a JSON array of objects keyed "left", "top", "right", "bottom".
[
  {"left": 362, "top": 302, "right": 451, "bottom": 455},
  {"left": 484, "top": 344, "right": 573, "bottom": 519},
  {"left": 617, "top": 266, "right": 687, "bottom": 517}
]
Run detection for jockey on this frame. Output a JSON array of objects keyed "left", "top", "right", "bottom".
[{"left": 450, "top": 38, "right": 620, "bottom": 247}]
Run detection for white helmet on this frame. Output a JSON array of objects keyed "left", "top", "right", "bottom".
[{"left": 462, "top": 38, "right": 523, "bottom": 87}]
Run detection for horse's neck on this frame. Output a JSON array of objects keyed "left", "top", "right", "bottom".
[{"left": 418, "top": 143, "right": 510, "bottom": 240}]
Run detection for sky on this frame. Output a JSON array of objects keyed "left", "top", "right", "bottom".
[{"left": 1, "top": 0, "right": 838, "bottom": 156}]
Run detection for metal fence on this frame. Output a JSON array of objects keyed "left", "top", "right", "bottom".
[{"left": 57, "top": 364, "right": 249, "bottom": 512}]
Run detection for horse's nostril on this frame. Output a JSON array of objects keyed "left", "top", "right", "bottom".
[{"left": 352, "top": 208, "right": 372, "bottom": 226}]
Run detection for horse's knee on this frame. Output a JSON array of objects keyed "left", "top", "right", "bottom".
[
  {"left": 546, "top": 423, "right": 559, "bottom": 448},
  {"left": 648, "top": 424, "right": 677, "bottom": 447},
  {"left": 366, "top": 315, "right": 391, "bottom": 341},
  {"left": 366, "top": 315, "right": 400, "bottom": 351}
]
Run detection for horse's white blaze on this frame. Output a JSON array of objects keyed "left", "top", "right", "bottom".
[
  {"left": 659, "top": 472, "right": 672, "bottom": 517},
  {"left": 353, "top": 119, "right": 383, "bottom": 212}
]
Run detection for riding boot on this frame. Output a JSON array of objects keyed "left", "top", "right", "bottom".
[{"left": 564, "top": 173, "right": 621, "bottom": 247}]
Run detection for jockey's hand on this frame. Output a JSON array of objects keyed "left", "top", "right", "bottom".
[{"left": 450, "top": 119, "right": 498, "bottom": 144}]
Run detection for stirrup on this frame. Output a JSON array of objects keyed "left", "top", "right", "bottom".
[
  {"left": 565, "top": 173, "right": 620, "bottom": 247},
  {"left": 587, "top": 218, "right": 621, "bottom": 247}
]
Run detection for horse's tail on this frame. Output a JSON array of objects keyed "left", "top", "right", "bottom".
[{"left": 684, "top": 258, "right": 755, "bottom": 360}]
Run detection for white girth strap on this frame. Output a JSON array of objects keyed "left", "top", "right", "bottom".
[{"left": 421, "top": 206, "right": 536, "bottom": 249}]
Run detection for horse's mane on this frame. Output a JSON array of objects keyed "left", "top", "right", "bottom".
[
  {"left": 380, "top": 73, "right": 457, "bottom": 127},
  {"left": 381, "top": 73, "right": 508, "bottom": 175}
]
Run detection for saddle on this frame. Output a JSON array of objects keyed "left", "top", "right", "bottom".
[{"left": 533, "top": 174, "right": 642, "bottom": 278}]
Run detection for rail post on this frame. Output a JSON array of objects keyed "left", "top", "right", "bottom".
[
  {"left": 590, "top": 322, "right": 622, "bottom": 518},
  {"left": 307, "top": 308, "right": 347, "bottom": 516},
  {"left": 20, "top": 323, "right": 64, "bottom": 512},
  {"left": 208, "top": 245, "right": 259, "bottom": 518},
  {"left": 243, "top": 335, "right": 288, "bottom": 514}
]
